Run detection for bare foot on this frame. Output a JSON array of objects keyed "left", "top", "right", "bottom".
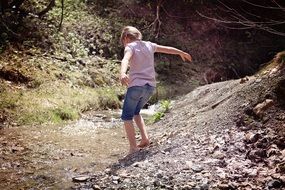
[
  {"left": 137, "top": 140, "right": 150, "bottom": 148},
  {"left": 128, "top": 147, "right": 140, "bottom": 155}
]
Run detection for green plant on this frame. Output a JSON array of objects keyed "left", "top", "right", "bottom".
[
  {"left": 151, "top": 112, "right": 165, "bottom": 123},
  {"left": 149, "top": 99, "right": 171, "bottom": 123},
  {"left": 160, "top": 99, "right": 171, "bottom": 113}
]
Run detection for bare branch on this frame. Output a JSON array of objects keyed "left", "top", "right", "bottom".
[
  {"left": 271, "top": 0, "right": 284, "bottom": 9},
  {"left": 197, "top": 0, "right": 285, "bottom": 37},
  {"left": 241, "top": 0, "right": 285, "bottom": 10},
  {"left": 148, "top": 0, "right": 164, "bottom": 38}
]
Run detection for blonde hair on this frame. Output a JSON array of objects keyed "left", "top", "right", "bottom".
[{"left": 120, "top": 26, "right": 142, "bottom": 44}]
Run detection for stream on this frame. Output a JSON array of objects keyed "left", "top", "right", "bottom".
[{"left": 0, "top": 106, "right": 157, "bottom": 189}]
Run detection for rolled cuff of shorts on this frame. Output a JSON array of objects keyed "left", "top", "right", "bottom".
[{"left": 121, "top": 115, "right": 133, "bottom": 121}]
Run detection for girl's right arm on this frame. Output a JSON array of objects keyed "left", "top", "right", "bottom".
[
  {"left": 155, "top": 45, "right": 192, "bottom": 62},
  {"left": 120, "top": 46, "right": 133, "bottom": 86}
]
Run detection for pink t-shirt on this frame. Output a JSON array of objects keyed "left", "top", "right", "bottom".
[{"left": 126, "top": 40, "right": 157, "bottom": 88}]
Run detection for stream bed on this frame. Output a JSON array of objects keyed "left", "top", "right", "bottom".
[{"left": 0, "top": 107, "right": 157, "bottom": 189}]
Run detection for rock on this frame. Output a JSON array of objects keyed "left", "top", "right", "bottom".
[
  {"left": 185, "top": 161, "right": 204, "bottom": 173},
  {"left": 11, "top": 146, "right": 25, "bottom": 152},
  {"left": 104, "top": 168, "right": 111, "bottom": 174},
  {"left": 244, "top": 132, "right": 261, "bottom": 144},
  {"left": 112, "top": 176, "right": 120, "bottom": 181},
  {"left": 266, "top": 179, "right": 283, "bottom": 189},
  {"left": 212, "top": 151, "right": 226, "bottom": 159},
  {"left": 200, "top": 179, "right": 209, "bottom": 190},
  {"left": 209, "top": 143, "right": 220, "bottom": 153},
  {"left": 240, "top": 76, "right": 249, "bottom": 84},
  {"left": 253, "top": 99, "right": 274, "bottom": 117},
  {"left": 217, "top": 183, "right": 236, "bottom": 190},
  {"left": 156, "top": 173, "right": 163, "bottom": 178},
  {"left": 153, "top": 180, "right": 161, "bottom": 187},
  {"left": 276, "top": 162, "right": 285, "bottom": 174},
  {"left": 267, "top": 144, "right": 281, "bottom": 157},
  {"left": 92, "top": 184, "right": 101, "bottom": 190},
  {"left": 247, "top": 149, "right": 267, "bottom": 161},
  {"left": 216, "top": 168, "right": 227, "bottom": 179},
  {"left": 72, "top": 175, "right": 90, "bottom": 182},
  {"left": 191, "top": 165, "right": 204, "bottom": 173},
  {"left": 181, "top": 185, "right": 194, "bottom": 190},
  {"left": 111, "top": 175, "right": 120, "bottom": 184},
  {"left": 132, "top": 162, "right": 141, "bottom": 167},
  {"left": 247, "top": 168, "right": 258, "bottom": 177}
]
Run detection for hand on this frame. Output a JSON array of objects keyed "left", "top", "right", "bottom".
[
  {"left": 120, "top": 73, "right": 129, "bottom": 86},
  {"left": 180, "top": 52, "right": 192, "bottom": 62}
]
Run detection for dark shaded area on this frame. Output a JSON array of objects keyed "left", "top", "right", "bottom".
[
  {"left": 0, "top": 67, "right": 30, "bottom": 83},
  {"left": 275, "top": 79, "right": 285, "bottom": 109}
]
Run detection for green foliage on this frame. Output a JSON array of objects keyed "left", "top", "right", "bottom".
[
  {"left": 0, "top": 91, "right": 20, "bottom": 110},
  {"left": 53, "top": 107, "right": 79, "bottom": 121},
  {"left": 160, "top": 100, "right": 171, "bottom": 113},
  {"left": 151, "top": 112, "right": 165, "bottom": 123},
  {"left": 51, "top": 32, "right": 88, "bottom": 58},
  {"left": 150, "top": 99, "right": 171, "bottom": 123}
]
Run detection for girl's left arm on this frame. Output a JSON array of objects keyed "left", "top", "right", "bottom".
[{"left": 155, "top": 45, "right": 192, "bottom": 62}]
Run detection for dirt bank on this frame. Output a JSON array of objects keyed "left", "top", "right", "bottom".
[{"left": 72, "top": 59, "right": 285, "bottom": 189}]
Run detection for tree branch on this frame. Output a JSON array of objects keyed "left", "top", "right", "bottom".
[
  {"left": 148, "top": 0, "right": 164, "bottom": 38},
  {"left": 37, "top": 0, "right": 55, "bottom": 17},
  {"left": 197, "top": 0, "right": 285, "bottom": 37},
  {"left": 241, "top": 0, "right": 285, "bottom": 10}
]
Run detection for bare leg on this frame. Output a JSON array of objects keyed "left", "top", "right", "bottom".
[
  {"left": 124, "top": 120, "right": 139, "bottom": 154},
  {"left": 134, "top": 114, "right": 150, "bottom": 148}
]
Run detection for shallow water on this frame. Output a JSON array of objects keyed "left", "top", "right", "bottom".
[{"left": 0, "top": 108, "right": 156, "bottom": 189}]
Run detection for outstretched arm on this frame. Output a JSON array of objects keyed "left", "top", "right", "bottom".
[
  {"left": 120, "top": 47, "right": 133, "bottom": 86},
  {"left": 155, "top": 45, "right": 192, "bottom": 62}
]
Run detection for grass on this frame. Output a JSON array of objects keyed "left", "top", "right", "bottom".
[
  {"left": 5, "top": 81, "right": 122, "bottom": 125},
  {"left": 0, "top": 46, "right": 123, "bottom": 126}
]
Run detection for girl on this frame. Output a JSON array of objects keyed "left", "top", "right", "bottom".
[{"left": 120, "top": 26, "right": 192, "bottom": 154}]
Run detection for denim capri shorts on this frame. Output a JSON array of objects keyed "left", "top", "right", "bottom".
[{"left": 121, "top": 84, "right": 155, "bottom": 121}]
